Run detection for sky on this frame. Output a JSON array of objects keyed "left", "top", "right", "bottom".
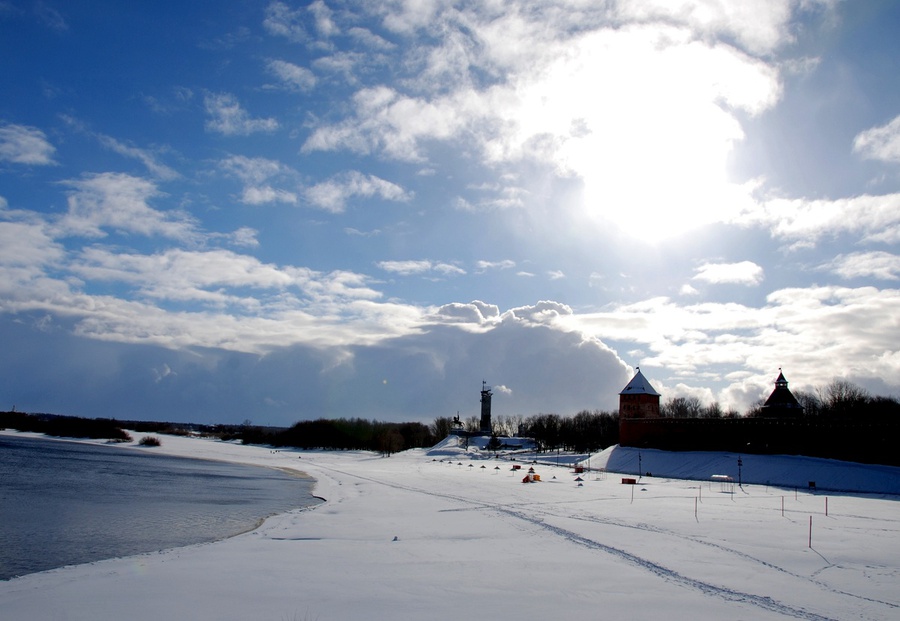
[{"left": 2, "top": 0, "right": 900, "bottom": 426}]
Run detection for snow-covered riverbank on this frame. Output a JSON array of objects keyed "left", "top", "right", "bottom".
[{"left": 2, "top": 430, "right": 898, "bottom": 620}]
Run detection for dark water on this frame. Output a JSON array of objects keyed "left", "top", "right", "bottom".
[{"left": 0, "top": 435, "right": 320, "bottom": 580}]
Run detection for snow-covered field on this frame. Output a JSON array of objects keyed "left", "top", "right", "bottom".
[{"left": 2, "top": 431, "right": 898, "bottom": 621}]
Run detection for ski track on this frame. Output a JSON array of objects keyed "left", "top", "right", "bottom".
[
  {"left": 297, "top": 461, "right": 888, "bottom": 621},
  {"left": 538, "top": 504, "right": 900, "bottom": 612},
  {"left": 497, "top": 505, "right": 838, "bottom": 621}
]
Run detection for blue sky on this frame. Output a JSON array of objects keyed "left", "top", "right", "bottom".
[{"left": 2, "top": 1, "right": 900, "bottom": 426}]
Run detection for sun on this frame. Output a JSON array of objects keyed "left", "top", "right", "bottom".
[
  {"left": 503, "top": 24, "right": 772, "bottom": 241},
  {"left": 571, "top": 102, "right": 750, "bottom": 240}
]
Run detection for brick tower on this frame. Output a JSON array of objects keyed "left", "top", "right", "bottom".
[{"left": 618, "top": 367, "right": 661, "bottom": 419}]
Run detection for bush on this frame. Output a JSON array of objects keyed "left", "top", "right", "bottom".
[{"left": 139, "top": 435, "right": 162, "bottom": 447}]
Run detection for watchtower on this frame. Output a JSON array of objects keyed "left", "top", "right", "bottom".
[
  {"left": 480, "top": 381, "right": 493, "bottom": 434},
  {"left": 761, "top": 369, "right": 803, "bottom": 418}
]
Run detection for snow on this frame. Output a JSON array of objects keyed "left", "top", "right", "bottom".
[{"left": 2, "top": 430, "right": 899, "bottom": 620}]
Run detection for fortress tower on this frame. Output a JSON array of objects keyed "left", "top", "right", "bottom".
[
  {"left": 761, "top": 369, "right": 804, "bottom": 418},
  {"left": 618, "top": 367, "right": 661, "bottom": 419}
]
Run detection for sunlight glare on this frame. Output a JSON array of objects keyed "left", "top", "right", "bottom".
[{"left": 506, "top": 25, "right": 773, "bottom": 240}]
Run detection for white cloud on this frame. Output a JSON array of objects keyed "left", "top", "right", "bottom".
[
  {"left": 152, "top": 363, "right": 175, "bottom": 383},
  {"left": 377, "top": 260, "right": 433, "bottom": 275},
  {"left": 1, "top": 297, "right": 634, "bottom": 421},
  {"left": 56, "top": 173, "right": 199, "bottom": 241},
  {"left": 96, "top": 134, "right": 179, "bottom": 181},
  {"left": 0, "top": 123, "right": 56, "bottom": 165},
  {"left": 433, "top": 300, "right": 500, "bottom": 326},
  {"left": 225, "top": 226, "right": 260, "bottom": 248},
  {"left": 242, "top": 186, "right": 298, "bottom": 206},
  {"left": 693, "top": 261, "right": 764, "bottom": 286},
  {"left": 309, "top": 0, "right": 338, "bottom": 37},
  {"left": 263, "top": 1, "right": 307, "bottom": 42},
  {"left": 220, "top": 155, "right": 285, "bottom": 184},
  {"left": 70, "top": 247, "right": 301, "bottom": 306},
  {"left": 377, "top": 260, "right": 465, "bottom": 277},
  {"left": 740, "top": 193, "right": 900, "bottom": 245},
  {"left": 344, "top": 227, "right": 381, "bottom": 237},
  {"left": 220, "top": 155, "right": 299, "bottom": 205},
  {"left": 266, "top": 59, "right": 317, "bottom": 92},
  {"left": 824, "top": 251, "right": 900, "bottom": 281},
  {"left": 853, "top": 114, "right": 900, "bottom": 163},
  {"left": 302, "top": 12, "right": 782, "bottom": 236},
  {"left": 562, "top": 284, "right": 900, "bottom": 411},
  {"left": 378, "top": 0, "right": 444, "bottom": 34},
  {"left": 476, "top": 260, "right": 515, "bottom": 271},
  {"left": 0, "top": 220, "right": 63, "bottom": 269},
  {"left": 0, "top": 223, "right": 420, "bottom": 353},
  {"left": 204, "top": 93, "right": 278, "bottom": 136},
  {"left": 305, "top": 171, "right": 412, "bottom": 212},
  {"left": 506, "top": 300, "right": 573, "bottom": 325},
  {"left": 614, "top": 0, "right": 803, "bottom": 56},
  {"left": 311, "top": 51, "right": 368, "bottom": 82},
  {"left": 434, "top": 263, "right": 466, "bottom": 276},
  {"left": 348, "top": 26, "right": 394, "bottom": 50},
  {"left": 302, "top": 86, "right": 477, "bottom": 161}
]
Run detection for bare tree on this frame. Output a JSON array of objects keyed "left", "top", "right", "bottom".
[
  {"left": 431, "top": 416, "right": 454, "bottom": 439},
  {"left": 494, "top": 414, "right": 524, "bottom": 437},
  {"left": 701, "top": 402, "right": 724, "bottom": 418},
  {"left": 792, "top": 390, "right": 821, "bottom": 418},
  {"left": 818, "top": 379, "right": 869, "bottom": 419},
  {"left": 661, "top": 396, "right": 703, "bottom": 418},
  {"left": 745, "top": 398, "right": 765, "bottom": 418}
]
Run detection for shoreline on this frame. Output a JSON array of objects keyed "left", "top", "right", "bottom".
[{"left": 0, "top": 430, "right": 324, "bottom": 581}]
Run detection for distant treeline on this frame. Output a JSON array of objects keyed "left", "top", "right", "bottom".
[
  {"left": 0, "top": 411, "right": 243, "bottom": 442},
  {"left": 0, "top": 410, "right": 131, "bottom": 441},
  {"left": 0, "top": 410, "right": 437, "bottom": 454},
  {"left": 659, "top": 379, "right": 900, "bottom": 422},
  {"left": 433, "top": 410, "right": 621, "bottom": 453},
  {"left": 520, "top": 410, "right": 619, "bottom": 452},
  {"left": 233, "top": 418, "right": 435, "bottom": 454},
  {"left": 4, "top": 379, "right": 897, "bottom": 457},
  {"left": 0, "top": 408, "right": 617, "bottom": 454}
]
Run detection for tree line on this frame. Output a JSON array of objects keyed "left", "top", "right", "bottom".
[
  {"left": 659, "top": 379, "right": 900, "bottom": 422},
  {"left": 431, "top": 409, "right": 620, "bottom": 453},
  {"left": 0, "top": 410, "right": 131, "bottom": 441},
  {"left": 232, "top": 417, "right": 435, "bottom": 455},
  {"left": 0, "top": 411, "right": 438, "bottom": 455},
  {"left": 4, "top": 378, "right": 897, "bottom": 455}
]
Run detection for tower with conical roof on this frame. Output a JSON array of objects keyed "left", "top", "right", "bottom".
[
  {"left": 761, "top": 369, "right": 803, "bottom": 418},
  {"left": 619, "top": 367, "right": 661, "bottom": 419}
]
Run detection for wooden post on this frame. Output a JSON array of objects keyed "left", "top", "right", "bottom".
[
  {"left": 825, "top": 497, "right": 828, "bottom": 517},
  {"left": 809, "top": 516, "right": 813, "bottom": 549},
  {"left": 781, "top": 496, "right": 784, "bottom": 517}
]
